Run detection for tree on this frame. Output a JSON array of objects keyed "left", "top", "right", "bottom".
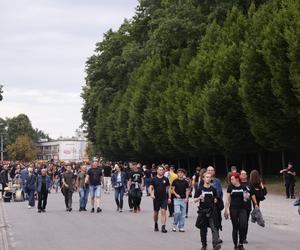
[{"left": 6, "top": 135, "right": 37, "bottom": 161}]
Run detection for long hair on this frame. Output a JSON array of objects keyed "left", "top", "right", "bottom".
[{"left": 249, "top": 170, "right": 262, "bottom": 185}]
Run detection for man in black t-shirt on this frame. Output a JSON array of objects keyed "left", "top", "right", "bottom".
[
  {"left": 171, "top": 168, "right": 190, "bottom": 232},
  {"left": 150, "top": 166, "right": 170, "bottom": 233},
  {"left": 194, "top": 172, "right": 221, "bottom": 250},
  {"left": 86, "top": 161, "right": 103, "bottom": 213}
]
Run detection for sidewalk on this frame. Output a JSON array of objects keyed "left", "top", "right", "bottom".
[{"left": 0, "top": 200, "right": 9, "bottom": 250}]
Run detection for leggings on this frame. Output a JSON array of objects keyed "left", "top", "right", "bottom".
[{"left": 230, "top": 207, "right": 247, "bottom": 246}]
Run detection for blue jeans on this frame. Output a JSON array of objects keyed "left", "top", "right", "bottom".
[
  {"left": 28, "top": 190, "right": 35, "bottom": 207},
  {"left": 89, "top": 185, "right": 101, "bottom": 199},
  {"left": 145, "top": 178, "right": 151, "bottom": 195},
  {"left": 79, "top": 187, "right": 89, "bottom": 209},
  {"left": 114, "top": 187, "right": 124, "bottom": 209},
  {"left": 173, "top": 198, "right": 186, "bottom": 229}
]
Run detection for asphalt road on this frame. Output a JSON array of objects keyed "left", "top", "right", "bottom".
[{"left": 1, "top": 190, "right": 299, "bottom": 250}]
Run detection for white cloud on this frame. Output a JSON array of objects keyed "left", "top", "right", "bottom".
[{"left": 0, "top": 0, "right": 138, "bottom": 138}]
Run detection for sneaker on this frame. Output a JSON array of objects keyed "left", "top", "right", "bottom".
[
  {"left": 201, "top": 247, "right": 207, "bottom": 250},
  {"left": 65, "top": 208, "right": 69, "bottom": 212},
  {"left": 179, "top": 228, "right": 185, "bottom": 232},
  {"left": 234, "top": 246, "right": 239, "bottom": 250},
  {"left": 97, "top": 207, "right": 102, "bottom": 213},
  {"left": 28, "top": 205, "right": 33, "bottom": 209},
  {"left": 172, "top": 226, "right": 177, "bottom": 232},
  {"left": 154, "top": 223, "right": 159, "bottom": 232},
  {"left": 129, "top": 209, "right": 133, "bottom": 212},
  {"left": 239, "top": 245, "right": 245, "bottom": 250},
  {"left": 91, "top": 208, "right": 95, "bottom": 213},
  {"left": 69, "top": 208, "right": 72, "bottom": 212},
  {"left": 79, "top": 208, "right": 82, "bottom": 212},
  {"left": 38, "top": 209, "right": 42, "bottom": 213},
  {"left": 83, "top": 208, "right": 87, "bottom": 211},
  {"left": 161, "top": 225, "right": 167, "bottom": 233},
  {"left": 213, "top": 243, "right": 221, "bottom": 250},
  {"left": 217, "top": 239, "right": 223, "bottom": 244},
  {"left": 119, "top": 209, "right": 123, "bottom": 213},
  {"left": 41, "top": 209, "right": 46, "bottom": 213},
  {"left": 243, "top": 239, "right": 248, "bottom": 244},
  {"left": 185, "top": 215, "right": 188, "bottom": 218}
]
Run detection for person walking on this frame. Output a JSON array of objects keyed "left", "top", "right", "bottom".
[
  {"left": 194, "top": 172, "right": 221, "bottom": 250},
  {"left": 62, "top": 164, "right": 75, "bottom": 212},
  {"left": 127, "top": 163, "right": 144, "bottom": 213},
  {"left": 77, "top": 165, "right": 89, "bottom": 211},
  {"left": 150, "top": 166, "right": 170, "bottom": 233},
  {"left": 25, "top": 167, "right": 37, "bottom": 209},
  {"left": 103, "top": 163, "right": 112, "bottom": 194},
  {"left": 168, "top": 166, "right": 177, "bottom": 217},
  {"left": 37, "top": 168, "right": 51, "bottom": 213},
  {"left": 249, "top": 170, "right": 267, "bottom": 207},
  {"left": 111, "top": 164, "right": 127, "bottom": 212},
  {"left": 171, "top": 168, "right": 190, "bottom": 232},
  {"left": 86, "top": 161, "right": 103, "bottom": 213},
  {"left": 0, "top": 165, "right": 9, "bottom": 199},
  {"left": 224, "top": 173, "right": 258, "bottom": 250},
  {"left": 280, "top": 162, "right": 296, "bottom": 199},
  {"left": 144, "top": 165, "right": 152, "bottom": 196}
]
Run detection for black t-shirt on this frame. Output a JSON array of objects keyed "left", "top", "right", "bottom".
[
  {"left": 151, "top": 176, "right": 170, "bottom": 200},
  {"left": 172, "top": 178, "right": 189, "bottom": 199},
  {"left": 284, "top": 167, "right": 296, "bottom": 182},
  {"left": 87, "top": 167, "right": 102, "bottom": 186},
  {"left": 103, "top": 165, "right": 112, "bottom": 177},
  {"left": 144, "top": 169, "right": 152, "bottom": 179},
  {"left": 241, "top": 181, "right": 254, "bottom": 209},
  {"left": 195, "top": 185, "right": 217, "bottom": 209},
  {"left": 130, "top": 170, "right": 144, "bottom": 184},
  {"left": 227, "top": 184, "right": 248, "bottom": 209}
]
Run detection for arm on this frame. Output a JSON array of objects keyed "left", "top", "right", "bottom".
[
  {"left": 62, "top": 175, "right": 68, "bottom": 188},
  {"left": 224, "top": 193, "right": 231, "bottom": 219},
  {"left": 280, "top": 169, "right": 287, "bottom": 174},
  {"left": 185, "top": 188, "right": 190, "bottom": 203},
  {"left": 141, "top": 177, "right": 145, "bottom": 190},
  {"left": 251, "top": 194, "right": 258, "bottom": 208},
  {"left": 127, "top": 179, "right": 131, "bottom": 191},
  {"left": 150, "top": 185, "right": 155, "bottom": 199}
]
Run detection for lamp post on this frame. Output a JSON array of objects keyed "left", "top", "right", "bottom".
[{"left": 0, "top": 122, "right": 6, "bottom": 161}]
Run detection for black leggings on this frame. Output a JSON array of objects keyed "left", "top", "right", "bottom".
[{"left": 230, "top": 207, "right": 247, "bottom": 246}]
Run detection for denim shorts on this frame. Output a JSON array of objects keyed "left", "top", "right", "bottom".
[{"left": 90, "top": 185, "right": 101, "bottom": 198}]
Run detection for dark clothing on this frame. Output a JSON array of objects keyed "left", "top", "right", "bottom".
[
  {"left": 129, "top": 170, "right": 144, "bottom": 184},
  {"left": 0, "top": 169, "right": 8, "bottom": 185},
  {"left": 103, "top": 165, "right": 112, "bottom": 177},
  {"left": 195, "top": 185, "right": 217, "bottom": 210},
  {"left": 62, "top": 172, "right": 75, "bottom": 191},
  {"left": 64, "top": 187, "right": 73, "bottom": 209},
  {"left": 285, "top": 182, "right": 295, "bottom": 198},
  {"left": 153, "top": 198, "right": 168, "bottom": 211},
  {"left": 37, "top": 175, "right": 51, "bottom": 193},
  {"left": 38, "top": 189, "right": 48, "bottom": 210},
  {"left": 172, "top": 179, "right": 189, "bottom": 199},
  {"left": 87, "top": 167, "right": 102, "bottom": 186},
  {"left": 150, "top": 176, "right": 170, "bottom": 200},
  {"left": 115, "top": 186, "right": 124, "bottom": 209},
  {"left": 227, "top": 185, "right": 248, "bottom": 209},
  {"left": 252, "top": 183, "right": 267, "bottom": 206},
  {"left": 230, "top": 207, "right": 247, "bottom": 246},
  {"left": 26, "top": 174, "right": 37, "bottom": 191}
]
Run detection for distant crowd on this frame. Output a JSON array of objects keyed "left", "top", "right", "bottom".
[{"left": 0, "top": 160, "right": 298, "bottom": 250}]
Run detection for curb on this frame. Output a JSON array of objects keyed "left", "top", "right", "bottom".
[{"left": 0, "top": 200, "right": 9, "bottom": 250}]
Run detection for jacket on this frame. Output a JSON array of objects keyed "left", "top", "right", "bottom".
[
  {"left": 251, "top": 207, "right": 265, "bottom": 227},
  {"left": 36, "top": 175, "right": 51, "bottom": 193},
  {"left": 0, "top": 169, "right": 8, "bottom": 184},
  {"left": 25, "top": 174, "right": 37, "bottom": 191},
  {"left": 111, "top": 171, "right": 127, "bottom": 189}
]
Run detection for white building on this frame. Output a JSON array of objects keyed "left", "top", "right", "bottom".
[{"left": 37, "top": 133, "right": 88, "bottom": 162}]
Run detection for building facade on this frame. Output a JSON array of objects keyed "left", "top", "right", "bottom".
[{"left": 37, "top": 137, "right": 88, "bottom": 162}]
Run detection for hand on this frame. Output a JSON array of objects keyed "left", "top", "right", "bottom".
[
  {"left": 224, "top": 210, "right": 229, "bottom": 220},
  {"left": 151, "top": 194, "right": 155, "bottom": 200},
  {"left": 176, "top": 194, "right": 180, "bottom": 199},
  {"left": 254, "top": 204, "right": 259, "bottom": 209},
  {"left": 168, "top": 198, "right": 171, "bottom": 204},
  {"left": 185, "top": 198, "right": 188, "bottom": 203}
]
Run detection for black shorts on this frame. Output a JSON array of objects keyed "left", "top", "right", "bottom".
[{"left": 153, "top": 199, "right": 168, "bottom": 212}]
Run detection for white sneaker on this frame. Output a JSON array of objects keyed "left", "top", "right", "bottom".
[
  {"left": 172, "top": 226, "right": 177, "bottom": 232},
  {"left": 28, "top": 206, "right": 32, "bottom": 209},
  {"left": 179, "top": 228, "right": 185, "bottom": 232}
]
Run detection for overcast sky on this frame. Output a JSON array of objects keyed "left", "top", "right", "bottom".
[{"left": 0, "top": 0, "right": 138, "bottom": 138}]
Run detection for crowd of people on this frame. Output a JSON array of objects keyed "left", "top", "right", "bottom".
[{"left": 0, "top": 160, "right": 298, "bottom": 250}]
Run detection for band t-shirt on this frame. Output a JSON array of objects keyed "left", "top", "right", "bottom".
[
  {"left": 87, "top": 167, "right": 102, "bottom": 186},
  {"left": 227, "top": 184, "right": 247, "bottom": 209},
  {"left": 130, "top": 170, "right": 144, "bottom": 184},
  {"left": 195, "top": 185, "right": 217, "bottom": 209},
  {"left": 151, "top": 176, "right": 170, "bottom": 200},
  {"left": 172, "top": 178, "right": 189, "bottom": 199}
]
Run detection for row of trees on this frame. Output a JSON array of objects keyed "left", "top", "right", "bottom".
[
  {"left": 82, "top": 0, "right": 300, "bottom": 164},
  {"left": 0, "top": 114, "right": 50, "bottom": 161}
]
